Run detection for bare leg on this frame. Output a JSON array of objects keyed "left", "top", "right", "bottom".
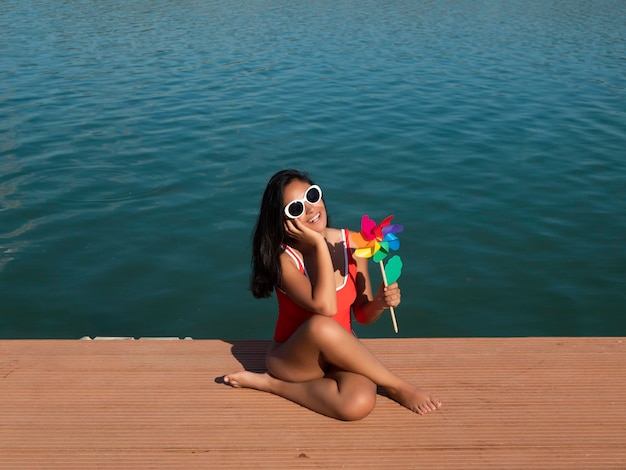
[
  {"left": 225, "top": 369, "right": 376, "bottom": 421},
  {"left": 270, "top": 316, "right": 441, "bottom": 414},
  {"left": 226, "top": 315, "right": 441, "bottom": 416}
]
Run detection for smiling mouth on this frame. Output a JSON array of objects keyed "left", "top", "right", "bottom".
[{"left": 308, "top": 213, "right": 321, "bottom": 223}]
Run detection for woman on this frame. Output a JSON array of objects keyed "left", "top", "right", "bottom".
[{"left": 224, "top": 169, "right": 441, "bottom": 421}]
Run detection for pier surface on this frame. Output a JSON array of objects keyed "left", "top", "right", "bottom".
[{"left": 1, "top": 337, "right": 625, "bottom": 469}]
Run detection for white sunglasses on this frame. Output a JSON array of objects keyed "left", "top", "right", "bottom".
[{"left": 284, "top": 185, "right": 323, "bottom": 219}]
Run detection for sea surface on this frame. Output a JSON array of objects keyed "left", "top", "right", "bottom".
[{"left": 1, "top": 0, "right": 625, "bottom": 339}]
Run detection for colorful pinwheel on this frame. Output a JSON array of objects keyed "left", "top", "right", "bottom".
[{"left": 351, "top": 215, "right": 404, "bottom": 333}]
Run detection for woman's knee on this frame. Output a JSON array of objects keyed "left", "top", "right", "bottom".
[
  {"left": 303, "top": 315, "right": 344, "bottom": 343},
  {"left": 337, "top": 389, "right": 376, "bottom": 421}
]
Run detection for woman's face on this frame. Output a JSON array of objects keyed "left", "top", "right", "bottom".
[{"left": 282, "top": 179, "right": 327, "bottom": 232}]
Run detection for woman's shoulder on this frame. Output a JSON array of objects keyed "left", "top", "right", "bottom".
[
  {"left": 280, "top": 243, "right": 300, "bottom": 258},
  {"left": 326, "top": 227, "right": 343, "bottom": 236},
  {"left": 280, "top": 242, "right": 306, "bottom": 261},
  {"left": 327, "top": 227, "right": 356, "bottom": 240},
  {"left": 340, "top": 227, "right": 360, "bottom": 245}
]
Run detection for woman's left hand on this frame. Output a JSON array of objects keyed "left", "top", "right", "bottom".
[{"left": 377, "top": 282, "right": 401, "bottom": 309}]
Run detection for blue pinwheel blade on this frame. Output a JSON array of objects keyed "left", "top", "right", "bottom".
[{"left": 383, "top": 233, "right": 400, "bottom": 251}]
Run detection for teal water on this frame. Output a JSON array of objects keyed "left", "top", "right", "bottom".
[{"left": 1, "top": 1, "right": 625, "bottom": 339}]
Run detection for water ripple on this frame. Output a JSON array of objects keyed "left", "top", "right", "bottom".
[{"left": 1, "top": 0, "right": 625, "bottom": 338}]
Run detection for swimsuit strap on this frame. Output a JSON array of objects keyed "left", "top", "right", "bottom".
[{"left": 282, "top": 244, "right": 306, "bottom": 274}]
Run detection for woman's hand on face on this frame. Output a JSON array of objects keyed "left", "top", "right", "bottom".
[
  {"left": 284, "top": 218, "right": 324, "bottom": 249},
  {"left": 377, "top": 282, "right": 401, "bottom": 309}
]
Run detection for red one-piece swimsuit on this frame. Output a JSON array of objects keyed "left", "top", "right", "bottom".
[{"left": 273, "top": 228, "right": 357, "bottom": 342}]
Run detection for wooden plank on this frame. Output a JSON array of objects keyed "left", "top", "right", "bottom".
[{"left": 1, "top": 338, "right": 625, "bottom": 469}]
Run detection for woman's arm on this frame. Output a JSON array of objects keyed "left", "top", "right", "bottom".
[
  {"left": 351, "top": 243, "right": 401, "bottom": 325},
  {"left": 279, "top": 219, "right": 337, "bottom": 316}
]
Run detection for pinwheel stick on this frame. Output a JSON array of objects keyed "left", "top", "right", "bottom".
[{"left": 378, "top": 260, "right": 399, "bottom": 334}]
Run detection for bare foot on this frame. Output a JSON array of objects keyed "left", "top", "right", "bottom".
[
  {"left": 386, "top": 384, "right": 442, "bottom": 415},
  {"left": 223, "top": 370, "right": 273, "bottom": 392}
]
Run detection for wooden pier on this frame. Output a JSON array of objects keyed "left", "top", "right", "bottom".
[{"left": 1, "top": 337, "right": 625, "bottom": 469}]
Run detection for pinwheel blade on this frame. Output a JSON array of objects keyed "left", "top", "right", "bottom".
[
  {"left": 383, "top": 233, "right": 400, "bottom": 251},
  {"left": 372, "top": 243, "right": 390, "bottom": 262},
  {"left": 354, "top": 240, "right": 380, "bottom": 259},
  {"left": 360, "top": 215, "right": 377, "bottom": 240},
  {"left": 382, "top": 223, "right": 404, "bottom": 237},
  {"left": 385, "top": 255, "right": 403, "bottom": 284},
  {"left": 353, "top": 215, "right": 402, "bottom": 268},
  {"left": 355, "top": 247, "right": 375, "bottom": 258},
  {"left": 350, "top": 231, "right": 369, "bottom": 248},
  {"left": 373, "top": 215, "right": 394, "bottom": 240}
]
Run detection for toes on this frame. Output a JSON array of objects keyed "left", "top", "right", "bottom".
[
  {"left": 430, "top": 398, "right": 442, "bottom": 409},
  {"left": 416, "top": 399, "right": 441, "bottom": 414},
  {"left": 223, "top": 375, "right": 240, "bottom": 388}
]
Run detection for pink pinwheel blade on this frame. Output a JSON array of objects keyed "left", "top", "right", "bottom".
[{"left": 360, "top": 215, "right": 377, "bottom": 240}]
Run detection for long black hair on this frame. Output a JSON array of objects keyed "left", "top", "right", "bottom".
[{"left": 250, "top": 169, "right": 316, "bottom": 298}]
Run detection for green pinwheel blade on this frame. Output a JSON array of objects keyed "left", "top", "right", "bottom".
[
  {"left": 384, "top": 255, "right": 403, "bottom": 284},
  {"left": 372, "top": 244, "right": 389, "bottom": 263}
]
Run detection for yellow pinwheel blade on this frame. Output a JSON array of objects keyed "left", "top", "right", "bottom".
[
  {"left": 354, "top": 241, "right": 380, "bottom": 259},
  {"left": 354, "top": 247, "right": 374, "bottom": 258}
]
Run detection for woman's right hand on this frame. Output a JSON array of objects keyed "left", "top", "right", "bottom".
[
  {"left": 284, "top": 218, "right": 324, "bottom": 250},
  {"left": 281, "top": 218, "right": 337, "bottom": 315}
]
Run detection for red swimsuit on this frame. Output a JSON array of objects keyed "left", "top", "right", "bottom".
[{"left": 273, "top": 229, "right": 357, "bottom": 342}]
